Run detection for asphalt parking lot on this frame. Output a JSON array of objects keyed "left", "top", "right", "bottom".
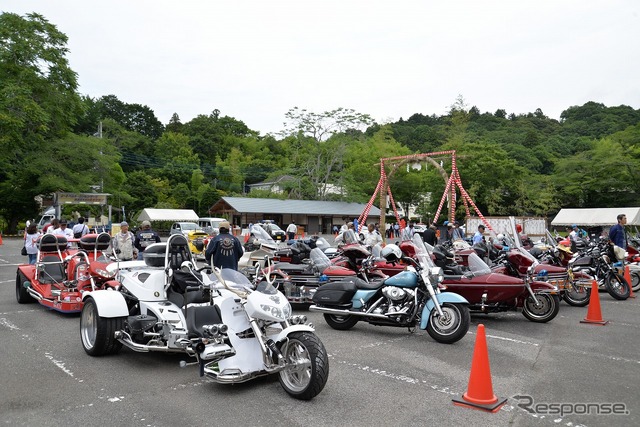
[{"left": 1, "top": 236, "right": 639, "bottom": 427}]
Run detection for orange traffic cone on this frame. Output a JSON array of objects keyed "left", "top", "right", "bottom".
[
  {"left": 453, "top": 324, "right": 507, "bottom": 413},
  {"left": 580, "top": 280, "right": 609, "bottom": 325},
  {"left": 624, "top": 265, "right": 636, "bottom": 299},
  {"left": 0, "top": 232, "right": 3, "bottom": 245}
]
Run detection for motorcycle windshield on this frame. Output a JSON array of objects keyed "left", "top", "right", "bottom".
[
  {"left": 249, "top": 224, "right": 276, "bottom": 245},
  {"left": 315, "top": 237, "right": 330, "bottom": 251},
  {"left": 371, "top": 243, "right": 383, "bottom": 258},
  {"left": 211, "top": 268, "right": 254, "bottom": 291},
  {"left": 400, "top": 228, "right": 413, "bottom": 241},
  {"left": 466, "top": 252, "right": 492, "bottom": 276},
  {"left": 545, "top": 230, "right": 557, "bottom": 248},
  {"left": 342, "top": 229, "right": 360, "bottom": 245},
  {"left": 310, "top": 247, "right": 331, "bottom": 271},
  {"left": 412, "top": 233, "right": 436, "bottom": 268},
  {"left": 507, "top": 216, "right": 539, "bottom": 266}
]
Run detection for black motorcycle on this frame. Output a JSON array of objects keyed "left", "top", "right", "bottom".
[{"left": 569, "top": 239, "right": 630, "bottom": 300}]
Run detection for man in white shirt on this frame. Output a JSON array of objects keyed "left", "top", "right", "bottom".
[
  {"left": 53, "top": 219, "right": 74, "bottom": 244},
  {"left": 286, "top": 221, "right": 297, "bottom": 240},
  {"left": 363, "top": 223, "right": 382, "bottom": 248}
]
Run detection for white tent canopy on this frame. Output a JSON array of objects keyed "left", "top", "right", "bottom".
[
  {"left": 137, "top": 208, "right": 198, "bottom": 222},
  {"left": 551, "top": 208, "right": 640, "bottom": 227}
]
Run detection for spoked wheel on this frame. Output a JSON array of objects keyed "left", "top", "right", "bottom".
[
  {"left": 562, "top": 281, "right": 591, "bottom": 307},
  {"left": 16, "top": 270, "right": 35, "bottom": 304},
  {"left": 605, "top": 272, "right": 630, "bottom": 300},
  {"left": 426, "top": 303, "right": 470, "bottom": 344},
  {"left": 324, "top": 313, "right": 359, "bottom": 330},
  {"left": 278, "top": 332, "right": 329, "bottom": 400},
  {"left": 80, "top": 297, "right": 124, "bottom": 356},
  {"left": 522, "top": 293, "right": 560, "bottom": 323}
]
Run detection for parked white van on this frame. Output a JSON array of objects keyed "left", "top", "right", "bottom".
[
  {"left": 36, "top": 207, "right": 56, "bottom": 231},
  {"left": 198, "top": 217, "right": 227, "bottom": 236}
]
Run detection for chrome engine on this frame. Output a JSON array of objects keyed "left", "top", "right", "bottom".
[
  {"left": 374, "top": 287, "right": 416, "bottom": 316},
  {"left": 382, "top": 286, "right": 408, "bottom": 301}
]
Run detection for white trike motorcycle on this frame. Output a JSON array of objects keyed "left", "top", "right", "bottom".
[{"left": 79, "top": 234, "right": 329, "bottom": 400}]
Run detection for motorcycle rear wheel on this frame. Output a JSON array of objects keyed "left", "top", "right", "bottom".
[
  {"left": 562, "top": 281, "right": 591, "bottom": 307},
  {"left": 80, "top": 297, "right": 123, "bottom": 356},
  {"left": 324, "top": 313, "right": 359, "bottom": 330},
  {"left": 522, "top": 294, "right": 560, "bottom": 323},
  {"left": 605, "top": 272, "right": 630, "bottom": 300},
  {"left": 426, "top": 303, "right": 470, "bottom": 344},
  {"left": 631, "top": 270, "right": 640, "bottom": 293},
  {"left": 278, "top": 331, "right": 329, "bottom": 400}
]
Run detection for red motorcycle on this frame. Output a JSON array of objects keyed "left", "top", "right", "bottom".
[
  {"left": 16, "top": 233, "right": 120, "bottom": 313},
  {"left": 365, "top": 232, "right": 561, "bottom": 323}
]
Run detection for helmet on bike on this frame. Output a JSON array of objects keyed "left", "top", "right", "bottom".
[{"left": 381, "top": 244, "right": 402, "bottom": 262}]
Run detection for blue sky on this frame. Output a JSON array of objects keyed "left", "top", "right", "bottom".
[{"left": 3, "top": 0, "right": 639, "bottom": 134}]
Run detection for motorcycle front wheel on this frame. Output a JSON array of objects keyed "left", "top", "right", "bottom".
[
  {"left": 16, "top": 270, "right": 35, "bottom": 304},
  {"left": 426, "top": 303, "right": 470, "bottom": 344},
  {"left": 278, "top": 332, "right": 329, "bottom": 400},
  {"left": 605, "top": 272, "right": 630, "bottom": 300},
  {"left": 522, "top": 293, "right": 560, "bottom": 323},
  {"left": 562, "top": 281, "right": 591, "bottom": 307},
  {"left": 80, "top": 297, "right": 124, "bottom": 356}
]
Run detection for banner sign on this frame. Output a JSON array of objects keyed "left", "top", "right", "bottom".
[{"left": 55, "top": 192, "right": 109, "bottom": 205}]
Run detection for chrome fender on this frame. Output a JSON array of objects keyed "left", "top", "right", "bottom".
[
  {"left": 272, "top": 324, "right": 315, "bottom": 343},
  {"left": 82, "top": 289, "right": 128, "bottom": 318},
  {"left": 420, "top": 292, "right": 469, "bottom": 330}
]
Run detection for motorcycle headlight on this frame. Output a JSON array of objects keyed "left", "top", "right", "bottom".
[
  {"left": 431, "top": 266, "right": 444, "bottom": 283},
  {"left": 260, "top": 303, "right": 292, "bottom": 321}
]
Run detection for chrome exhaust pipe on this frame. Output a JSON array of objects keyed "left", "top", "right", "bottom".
[
  {"left": 27, "top": 288, "right": 43, "bottom": 301},
  {"left": 309, "top": 305, "right": 392, "bottom": 320}
]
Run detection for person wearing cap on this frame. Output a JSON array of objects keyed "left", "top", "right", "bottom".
[
  {"left": 473, "top": 224, "right": 486, "bottom": 245},
  {"left": 204, "top": 220, "right": 243, "bottom": 270},
  {"left": 568, "top": 224, "right": 579, "bottom": 241},
  {"left": 112, "top": 221, "right": 137, "bottom": 261},
  {"left": 134, "top": 220, "right": 161, "bottom": 260},
  {"left": 53, "top": 219, "right": 74, "bottom": 240}
]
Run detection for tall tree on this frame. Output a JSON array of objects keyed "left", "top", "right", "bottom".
[{"left": 0, "top": 12, "right": 84, "bottom": 231}]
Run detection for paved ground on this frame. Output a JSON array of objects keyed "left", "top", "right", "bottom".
[{"left": 1, "top": 236, "right": 639, "bottom": 427}]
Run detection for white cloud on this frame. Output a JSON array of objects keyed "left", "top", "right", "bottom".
[{"left": 3, "top": 0, "right": 639, "bottom": 134}]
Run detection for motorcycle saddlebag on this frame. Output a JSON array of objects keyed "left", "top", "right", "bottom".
[{"left": 312, "top": 280, "right": 357, "bottom": 306}]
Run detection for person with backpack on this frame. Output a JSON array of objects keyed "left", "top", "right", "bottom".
[{"left": 72, "top": 217, "right": 89, "bottom": 238}]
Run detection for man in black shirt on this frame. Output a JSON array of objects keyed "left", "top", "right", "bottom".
[
  {"left": 135, "top": 220, "right": 161, "bottom": 260},
  {"left": 205, "top": 220, "right": 243, "bottom": 270},
  {"left": 422, "top": 224, "right": 438, "bottom": 246}
]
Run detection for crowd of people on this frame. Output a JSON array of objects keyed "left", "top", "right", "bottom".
[{"left": 20, "top": 213, "right": 633, "bottom": 270}]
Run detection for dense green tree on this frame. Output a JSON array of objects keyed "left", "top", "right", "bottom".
[
  {"left": 153, "top": 132, "right": 200, "bottom": 184},
  {"left": 281, "top": 107, "right": 374, "bottom": 142},
  {"left": 0, "top": 12, "right": 84, "bottom": 230}
]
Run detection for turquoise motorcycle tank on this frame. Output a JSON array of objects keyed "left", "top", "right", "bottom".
[{"left": 384, "top": 270, "right": 418, "bottom": 288}]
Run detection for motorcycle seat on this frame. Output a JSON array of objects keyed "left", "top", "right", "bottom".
[
  {"left": 186, "top": 304, "right": 223, "bottom": 338},
  {"left": 351, "top": 277, "right": 383, "bottom": 290},
  {"left": 38, "top": 255, "right": 66, "bottom": 284}
]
